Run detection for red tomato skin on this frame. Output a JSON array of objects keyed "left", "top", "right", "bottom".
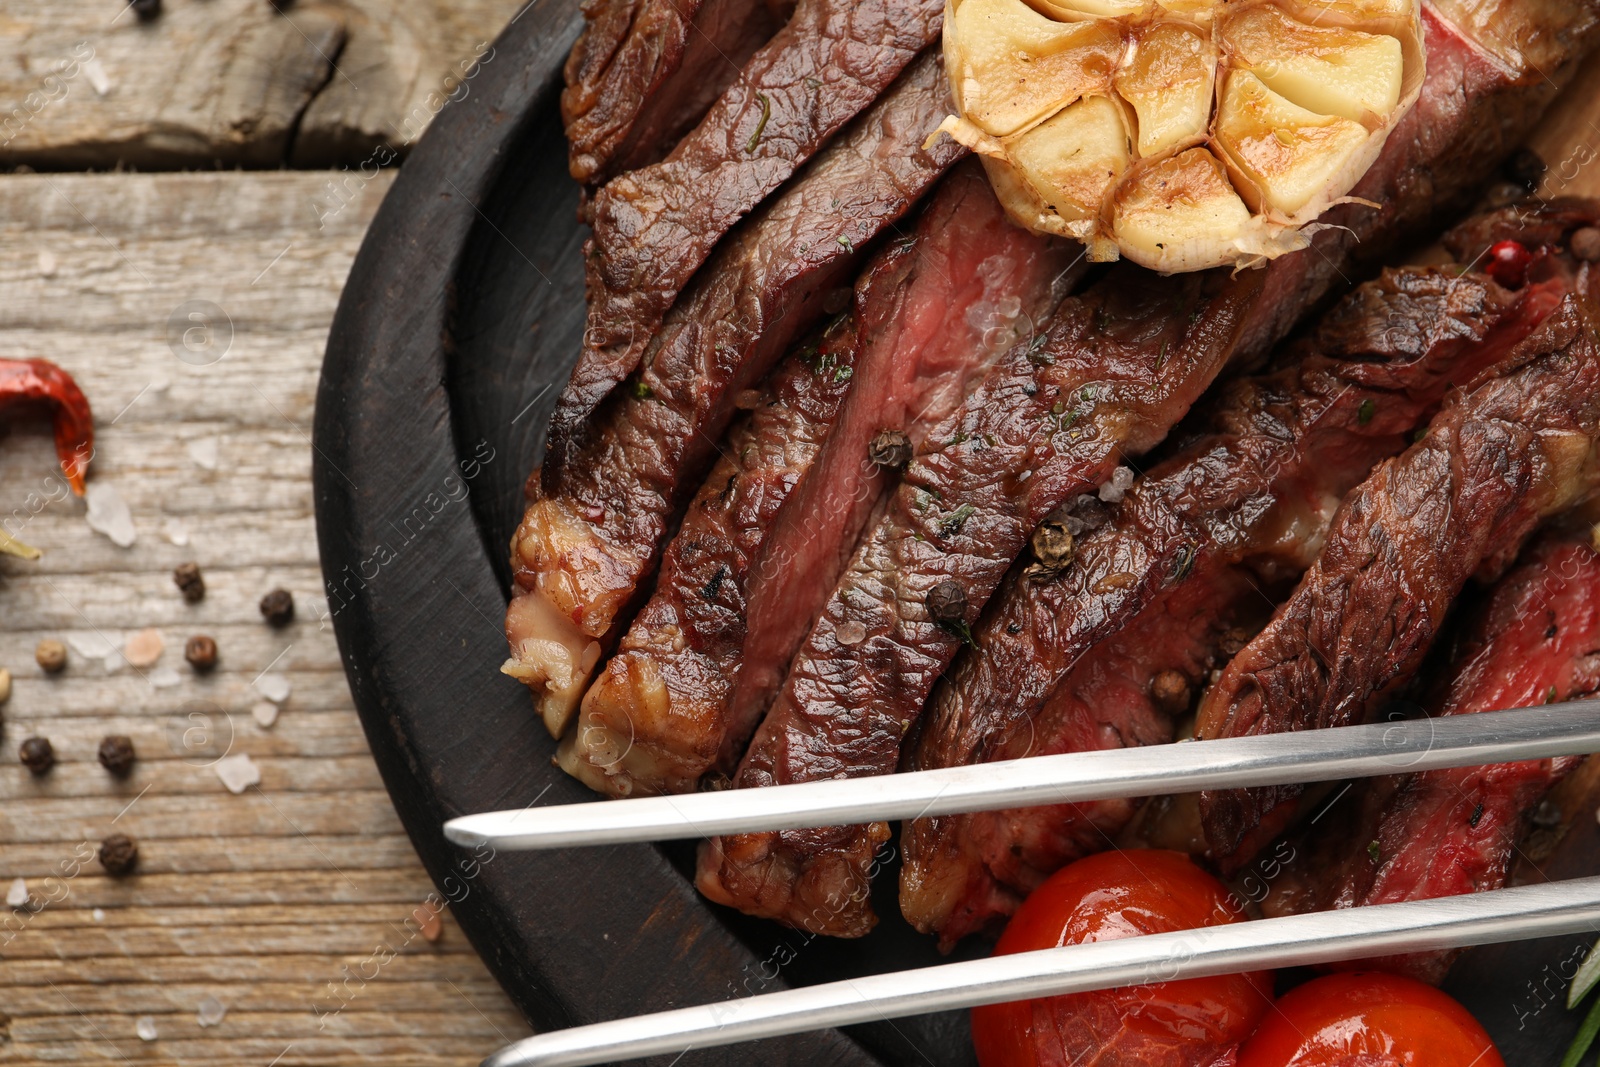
[
  {"left": 972, "top": 850, "right": 1274, "bottom": 1067},
  {"left": 1235, "top": 972, "right": 1504, "bottom": 1067}
]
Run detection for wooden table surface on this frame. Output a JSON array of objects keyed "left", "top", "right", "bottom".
[
  {"left": 5, "top": 4, "right": 1600, "bottom": 1065},
  {"left": 0, "top": 168, "right": 535, "bottom": 1065}
]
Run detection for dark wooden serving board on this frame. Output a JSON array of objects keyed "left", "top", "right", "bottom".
[{"left": 311, "top": 6, "right": 1600, "bottom": 1063}]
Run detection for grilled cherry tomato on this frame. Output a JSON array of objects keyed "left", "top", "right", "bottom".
[
  {"left": 1236, "top": 972, "right": 1503, "bottom": 1067},
  {"left": 1484, "top": 239, "right": 1533, "bottom": 289},
  {"left": 972, "top": 849, "right": 1274, "bottom": 1067}
]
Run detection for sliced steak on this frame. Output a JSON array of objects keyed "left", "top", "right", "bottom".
[
  {"left": 506, "top": 53, "right": 965, "bottom": 736},
  {"left": 562, "top": 0, "right": 792, "bottom": 191},
  {"left": 562, "top": 164, "right": 1080, "bottom": 797},
  {"left": 1262, "top": 532, "right": 1600, "bottom": 984},
  {"left": 552, "top": 0, "right": 945, "bottom": 446},
  {"left": 692, "top": 0, "right": 1600, "bottom": 936},
  {"left": 900, "top": 263, "right": 1565, "bottom": 948},
  {"left": 696, "top": 264, "right": 1271, "bottom": 936},
  {"left": 1197, "top": 293, "right": 1600, "bottom": 868}
]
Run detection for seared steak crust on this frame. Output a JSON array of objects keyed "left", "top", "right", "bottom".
[
  {"left": 561, "top": 0, "right": 790, "bottom": 191},
  {"left": 690, "top": 0, "right": 1600, "bottom": 936},
  {"left": 1198, "top": 294, "right": 1600, "bottom": 867},
  {"left": 696, "top": 265, "right": 1269, "bottom": 936},
  {"left": 1262, "top": 533, "right": 1600, "bottom": 984},
  {"left": 900, "top": 265, "right": 1560, "bottom": 946},
  {"left": 553, "top": 0, "right": 945, "bottom": 446},
  {"left": 561, "top": 165, "right": 1078, "bottom": 797},
  {"left": 506, "top": 53, "right": 964, "bottom": 735}
]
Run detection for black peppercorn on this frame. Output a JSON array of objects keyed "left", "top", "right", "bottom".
[
  {"left": 131, "top": 0, "right": 161, "bottom": 19},
  {"left": 1504, "top": 147, "right": 1546, "bottom": 191},
  {"left": 173, "top": 562, "right": 205, "bottom": 604},
  {"left": 98, "top": 735, "right": 136, "bottom": 777},
  {"left": 185, "top": 635, "right": 219, "bottom": 672},
  {"left": 867, "top": 430, "right": 913, "bottom": 472},
  {"left": 926, "top": 580, "right": 968, "bottom": 624},
  {"left": 19, "top": 737, "right": 54, "bottom": 776},
  {"left": 259, "top": 588, "right": 295, "bottom": 627},
  {"left": 98, "top": 833, "right": 139, "bottom": 876}
]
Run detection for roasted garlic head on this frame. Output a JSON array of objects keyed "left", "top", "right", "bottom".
[{"left": 936, "top": 0, "right": 1424, "bottom": 272}]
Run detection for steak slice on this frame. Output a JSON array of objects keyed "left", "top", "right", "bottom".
[
  {"left": 561, "top": 164, "right": 1081, "bottom": 797},
  {"left": 900, "top": 263, "right": 1564, "bottom": 948},
  {"left": 551, "top": 0, "right": 945, "bottom": 448},
  {"left": 1261, "top": 531, "right": 1600, "bottom": 984},
  {"left": 561, "top": 0, "right": 792, "bottom": 191},
  {"left": 696, "top": 264, "right": 1271, "bottom": 936},
  {"left": 1198, "top": 292, "right": 1600, "bottom": 868},
  {"left": 506, "top": 53, "right": 964, "bottom": 736},
  {"left": 692, "top": 0, "right": 1600, "bottom": 936}
]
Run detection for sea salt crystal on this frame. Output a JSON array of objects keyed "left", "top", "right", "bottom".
[
  {"left": 124, "top": 628, "right": 164, "bottom": 667},
  {"left": 186, "top": 436, "right": 220, "bottom": 471},
  {"left": 6, "top": 877, "right": 28, "bottom": 909},
  {"left": 147, "top": 666, "right": 182, "bottom": 689},
  {"left": 213, "top": 754, "right": 260, "bottom": 795},
  {"left": 92, "top": 907, "right": 105, "bottom": 921},
  {"left": 254, "top": 673, "right": 291, "bottom": 704},
  {"left": 82, "top": 56, "right": 111, "bottom": 96},
  {"left": 86, "top": 483, "right": 137, "bottom": 547},
  {"left": 162, "top": 518, "right": 190, "bottom": 546},
  {"left": 67, "top": 631, "right": 119, "bottom": 660},
  {"left": 251, "top": 700, "right": 279, "bottom": 728},
  {"left": 37, "top": 250, "right": 57, "bottom": 277},
  {"left": 1097, "top": 465, "right": 1135, "bottom": 504},
  {"left": 135, "top": 1015, "right": 158, "bottom": 1041},
  {"left": 196, "top": 996, "right": 226, "bottom": 1028},
  {"left": 836, "top": 620, "right": 867, "bottom": 646}
]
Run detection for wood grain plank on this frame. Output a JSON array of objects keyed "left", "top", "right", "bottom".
[
  {"left": 0, "top": 170, "right": 533, "bottom": 1067},
  {"left": 0, "top": 0, "right": 527, "bottom": 169}
]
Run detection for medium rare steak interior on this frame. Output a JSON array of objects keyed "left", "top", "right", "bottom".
[
  {"left": 506, "top": 52, "right": 964, "bottom": 736},
  {"left": 561, "top": 163, "right": 1081, "bottom": 797},
  {"left": 1261, "top": 529, "right": 1600, "bottom": 983},
  {"left": 899, "top": 252, "right": 1568, "bottom": 948},
  {"left": 1198, "top": 286, "right": 1600, "bottom": 868}
]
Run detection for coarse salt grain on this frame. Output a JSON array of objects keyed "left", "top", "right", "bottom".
[
  {"left": 836, "top": 620, "right": 868, "bottom": 646},
  {"left": 196, "top": 996, "right": 226, "bottom": 1028},
  {"left": 186, "top": 436, "right": 220, "bottom": 471},
  {"left": 251, "top": 700, "right": 279, "bottom": 728},
  {"left": 92, "top": 907, "right": 105, "bottom": 921},
  {"left": 213, "top": 754, "right": 260, "bottom": 795},
  {"left": 135, "top": 1015, "right": 158, "bottom": 1041},
  {"left": 1097, "top": 465, "right": 1135, "bottom": 504},
  {"left": 86, "top": 483, "right": 137, "bottom": 547},
  {"left": 37, "top": 250, "right": 57, "bottom": 277},
  {"left": 123, "top": 628, "right": 164, "bottom": 667},
  {"left": 162, "top": 518, "right": 190, "bottom": 546},
  {"left": 147, "top": 666, "right": 182, "bottom": 689},
  {"left": 81, "top": 56, "right": 111, "bottom": 96},
  {"left": 413, "top": 903, "right": 443, "bottom": 942},
  {"left": 6, "top": 877, "right": 28, "bottom": 908},
  {"left": 254, "top": 673, "right": 291, "bottom": 704},
  {"left": 67, "top": 631, "right": 119, "bottom": 661}
]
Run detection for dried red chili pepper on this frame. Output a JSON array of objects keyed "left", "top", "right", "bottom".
[{"left": 0, "top": 359, "right": 93, "bottom": 495}]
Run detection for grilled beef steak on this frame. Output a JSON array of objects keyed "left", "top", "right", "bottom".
[
  {"left": 561, "top": 164, "right": 1080, "bottom": 797},
  {"left": 561, "top": 0, "right": 792, "bottom": 192},
  {"left": 692, "top": 3, "right": 1600, "bottom": 935},
  {"left": 899, "top": 257, "right": 1568, "bottom": 947},
  {"left": 1198, "top": 289, "right": 1600, "bottom": 868},
  {"left": 507, "top": 53, "right": 965, "bottom": 735},
  {"left": 552, "top": 0, "right": 945, "bottom": 451},
  {"left": 697, "top": 265, "right": 1270, "bottom": 936},
  {"left": 1262, "top": 531, "right": 1600, "bottom": 984}
]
